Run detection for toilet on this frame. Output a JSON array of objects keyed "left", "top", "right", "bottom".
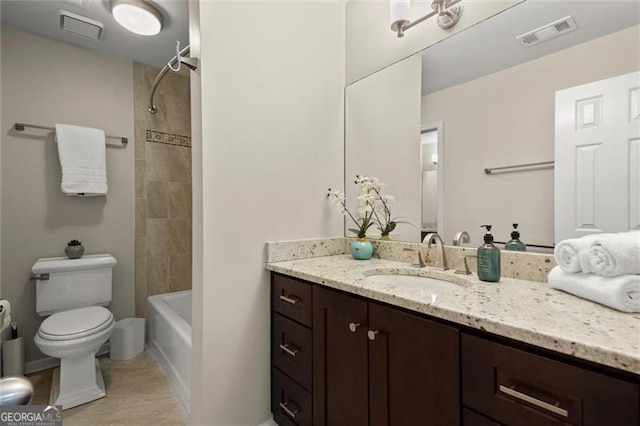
[{"left": 32, "top": 254, "right": 117, "bottom": 409}]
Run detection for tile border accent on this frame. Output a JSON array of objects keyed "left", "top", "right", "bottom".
[{"left": 146, "top": 129, "right": 191, "bottom": 148}]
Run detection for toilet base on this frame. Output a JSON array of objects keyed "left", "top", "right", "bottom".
[{"left": 49, "top": 359, "right": 106, "bottom": 410}]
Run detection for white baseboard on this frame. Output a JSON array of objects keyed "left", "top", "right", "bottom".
[
  {"left": 24, "top": 342, "right": 110, "bottom": 375},
  {"left": 256, "top": 418, "right": 276, "bottom": 426},
  {"left": 25, "top": 357, "right": 59, "bottom": 375}
]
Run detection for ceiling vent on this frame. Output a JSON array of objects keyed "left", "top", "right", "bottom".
[
  {"left": 59, "top": 10, "right": 104, "bottom": 41},
  {"left": 516, "top": 16, "right": 578, "bottom": 47}
]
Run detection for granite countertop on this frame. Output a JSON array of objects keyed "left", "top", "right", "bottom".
[{"left": 266, "top": 254, "right": 640, "bottom": 375}]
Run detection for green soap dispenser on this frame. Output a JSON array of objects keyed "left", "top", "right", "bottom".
[
  {"left": 505, "top": 223, "right": 527, "bottom": 252},
  {"left": 477, "top": 225, "right": 501, "bottom": 282}
]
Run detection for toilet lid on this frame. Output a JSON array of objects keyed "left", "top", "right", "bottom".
[{"left": 39, "top": 306, "right": 113, "bottom": 341}]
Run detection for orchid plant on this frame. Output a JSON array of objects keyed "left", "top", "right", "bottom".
[{"left": 328, "top": 175, "right": 402, "bottom": 240}]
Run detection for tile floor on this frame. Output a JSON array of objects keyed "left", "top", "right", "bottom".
[{"left": 27, "top": 350, "right": 190, "bottom": 425}]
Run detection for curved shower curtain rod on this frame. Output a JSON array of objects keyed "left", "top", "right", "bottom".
[{"left": 148, "top": 44, "right": 197, "bottom": 114}]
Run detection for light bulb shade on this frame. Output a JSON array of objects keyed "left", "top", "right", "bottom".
[
  {"left": 390, "top": 0, "right": 411, "bottom": 25},
  {"left": 111, "top": 0, "right": 163, "bottom": 36}
]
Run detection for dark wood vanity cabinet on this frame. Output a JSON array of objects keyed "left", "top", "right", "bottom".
[
  {"left": 271, "top": 273, "right": 460, "bottom": 426},
  {"left": 311, "top": 284, "right": 460, "bottom": 426},
  {"left": 271, "top": 272, "right": 640, "bottom": 426}
]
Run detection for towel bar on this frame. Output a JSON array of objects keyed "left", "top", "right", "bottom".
[
  {"left": 484, "top": 160, "right": 553, "bottom": 174},
  {"left": 14, "top": 123, "right": 128, "bottom": 145}
]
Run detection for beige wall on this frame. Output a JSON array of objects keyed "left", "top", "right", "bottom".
[
  {"left": 422, "top": 25, "right": 640, "bottom": 247},
  {"left": 346, "top": 0, "right": 520, "bottom": 84},
  {"left": 192, "top": 1, "right": 344, "bottom": 423},
  {"left": 133, "top": 63, "right": 191, "bottom": 317},
  {"left": 0, "top": 27, "right": 135, "bottom": 364}
]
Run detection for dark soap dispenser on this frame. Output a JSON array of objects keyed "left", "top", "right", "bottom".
[
  {"left": 505, "top": 223, "right": 527, "bottom": 252},
  {"left": 477, "top": 225, "right": 501, "bottom": 282}
]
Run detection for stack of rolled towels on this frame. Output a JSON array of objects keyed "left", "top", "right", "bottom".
[{"left": 549, "top": 231, "right": 640, "bottom": 312}]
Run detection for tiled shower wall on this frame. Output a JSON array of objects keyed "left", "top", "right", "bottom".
[{"left": 134, "top": 62, "right": 192, "bottom": 317}]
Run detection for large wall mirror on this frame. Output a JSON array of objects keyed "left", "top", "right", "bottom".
[{"left": 345, "top": 1, "right": 640, "bottom": 250}]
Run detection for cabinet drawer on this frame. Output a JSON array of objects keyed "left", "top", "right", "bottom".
[
  {"left": 273, "top": 313, "right": 312, "bottom": 391},
  {"left": 273, "top": 274, "right": 312, "bottom": 327},
  {"left": 272, "top": 368, "right": 312, "bottom": 426},
  {"left": 462, "top": 333, "right": 639, "bottom": 426}
]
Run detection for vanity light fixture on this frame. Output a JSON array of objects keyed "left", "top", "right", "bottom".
[
  {"left": 111, "top": 0, "right": 163, "bottom": 36},
  {"left": 390, "top": 0, "right": 463, "bottom": 38}
]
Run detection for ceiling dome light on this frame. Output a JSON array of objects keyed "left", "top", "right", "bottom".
[{"left": 111, "top": 0, "right": 163, "bottom": 36}]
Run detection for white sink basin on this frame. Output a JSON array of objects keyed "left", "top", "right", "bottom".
[
  {"left": 362, "top": 268, "right": 470, "bottom": 291},
  {"left": 364, "top": 274, "right": 463, "bottom": 290}
]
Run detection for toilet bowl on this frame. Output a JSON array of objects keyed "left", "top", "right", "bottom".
[{"left": 34, "top": 306, "right": 115, "bottom": 408}]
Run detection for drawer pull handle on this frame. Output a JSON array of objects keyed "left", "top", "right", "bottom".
[
  {"left": 279, "top": 295, "right": 299, "bottom": 305},
  {"left": 348, "top": 322, "right": 361, "bottom": 332},
  {"left": 367, "top": 330, "right": 379, "bottom": 341},
  {"left": 499, "top": 385, "right": 568, "bottom": 418},
  {"left": 279, "top": 343, "right": 299, "bottom": 357},
  {"left": 279, "top": 401, "right": 299, "bottom": 419}
]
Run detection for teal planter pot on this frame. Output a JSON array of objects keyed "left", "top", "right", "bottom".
[{"left": 350, "top": 239, "right": 373, "bottom": 260}]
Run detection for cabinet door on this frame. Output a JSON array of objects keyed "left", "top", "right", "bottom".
[
  {"left": 368, "top": 303, "right": 460, "bottom": 426},
  {"left": 313, "top": 286, "right": 369, "bottom": 426}
]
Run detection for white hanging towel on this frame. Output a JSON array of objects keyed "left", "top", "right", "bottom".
[{"left": 55, "top": 124, "right": 108, "bottom": 196}]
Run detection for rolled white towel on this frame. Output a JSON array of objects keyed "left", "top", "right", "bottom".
[
  {"left": 548, "top": 266, "right": 640, "bottom": 313},
  {"left": 554, "top": 234, "right": 605, "bottom": 273},
  {"left": 588, "top": 231, "right": 640, "bottom": 277}
]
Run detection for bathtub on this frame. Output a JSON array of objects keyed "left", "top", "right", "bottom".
[{"left": 147, "top": 290, "right": 191, "bottom": 412}]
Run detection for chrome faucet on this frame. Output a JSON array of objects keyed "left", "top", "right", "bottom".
[
  {"left": 452, "top": 231, "right": 471, "bottom": 246},
  {"left": 423, "top": 233, "right": 448, "bottom": 271}
]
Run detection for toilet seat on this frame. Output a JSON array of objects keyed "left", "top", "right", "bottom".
[{"left": 38, "top": 306, "right": 114, "bottom": 341}]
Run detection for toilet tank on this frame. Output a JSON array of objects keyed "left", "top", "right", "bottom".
[{"left": 32, "top": 254, "right": 117, "bottom": 316}]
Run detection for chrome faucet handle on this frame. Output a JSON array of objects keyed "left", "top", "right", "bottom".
[
  {"left": 455, "top": 254, "right": 476, "bottom": 275},
  {"left": 452, "top": 231, "right": 471, "bottom": 246},
  {"left": 403, "top": 247, "right": 426, "bottom": 268}
]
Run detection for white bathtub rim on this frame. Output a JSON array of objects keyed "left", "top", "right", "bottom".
[{"left": 148, "top": 290, "right": 192, "bottom": 345}]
